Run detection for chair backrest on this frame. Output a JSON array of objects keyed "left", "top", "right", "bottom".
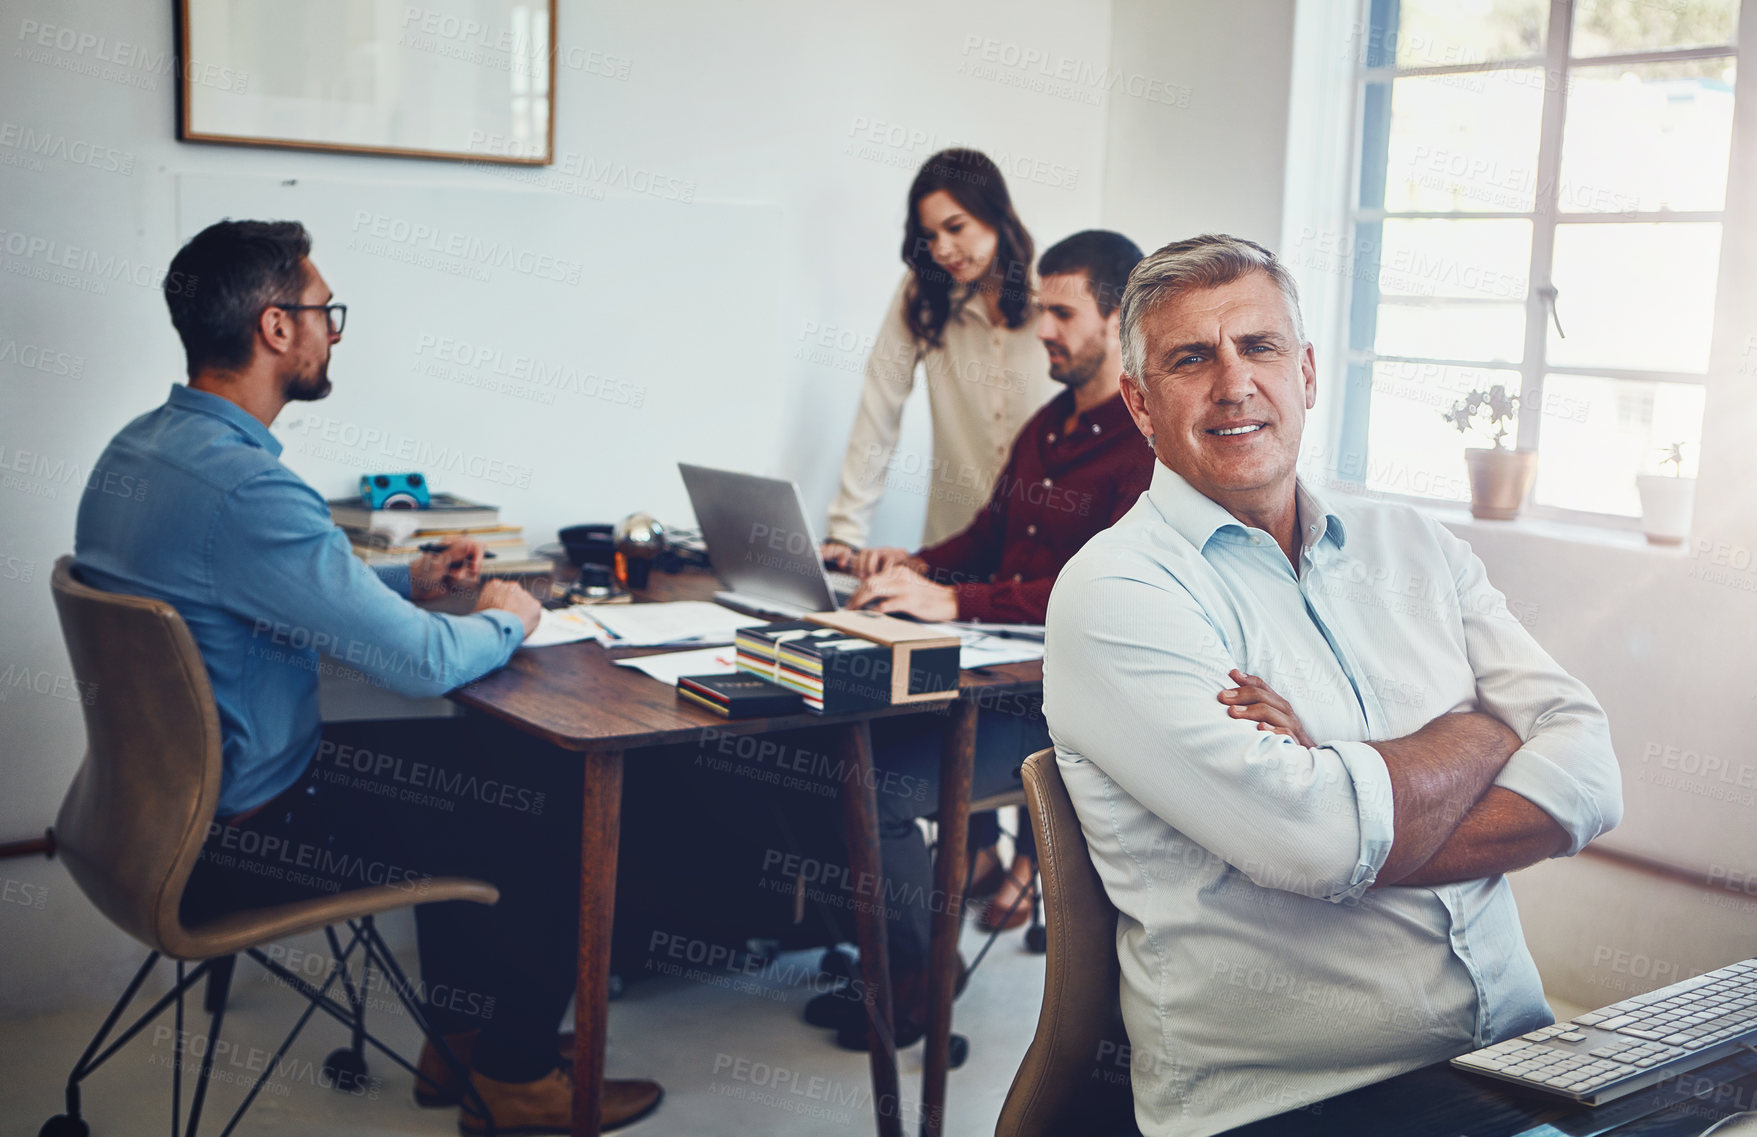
[
  {"left": 50, "top": 556, "right": 224, "bottom": 957},
  {"left": 996, "top": 748, "right": 1137, "bottom": 1137}
]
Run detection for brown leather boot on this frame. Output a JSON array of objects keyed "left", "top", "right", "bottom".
[
  {"left": 458, "top": 1067, "right": 663, "bottom": 1135},
  {"left": 416, "top": 1031, "right": 579, "bottom": 1107}
]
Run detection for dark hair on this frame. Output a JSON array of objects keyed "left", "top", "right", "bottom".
[
  {"left": 900, "top": 149, "right": 1034, "bottom": 347},
  {"left": 164, "top": 219, "right": 312, "bottom": 376},
  {"left": 1038, "top": 230, "right": 1145, "bottom": 318}
]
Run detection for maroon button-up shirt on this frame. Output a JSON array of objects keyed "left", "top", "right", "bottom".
[{"left": 916, "top": 388, "right": 1152, "bottom": 623}]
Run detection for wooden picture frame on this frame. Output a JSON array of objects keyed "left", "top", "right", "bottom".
[{"left": 176, "top": 0, "right": 556, "bottom": 166}]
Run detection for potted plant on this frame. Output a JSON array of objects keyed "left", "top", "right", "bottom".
[
  {"left": 1443, "top": 385, "right": 1538, "bottom": 521},
  {"left": 1635, "top": 442, "right": 1696, "bottom": 546}
]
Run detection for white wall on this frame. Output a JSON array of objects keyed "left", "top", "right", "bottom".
[
  {"left": 1102, "top": 0, "right": 1297, "bottom": 250},
  {"left": 0, "top": 0, "right": 1110, "bottom": 1015}
]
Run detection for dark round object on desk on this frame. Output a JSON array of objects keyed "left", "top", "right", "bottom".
[
  {"left": 1025, "top": 924, "right": 1048, "bottom": 953},
  {"left": 321, "top": 1047, "right": 370, "bottom": 1092},
  {"left": 559, "top": 524, "right": 616, "bottom": 568},
  {"left": 38, "top": 1116, "right": 88, "bottom": 1137}
]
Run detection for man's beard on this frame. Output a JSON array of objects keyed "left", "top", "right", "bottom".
[
  {"left": 1047, "top": 337, "right": 1105, "bottom": 389},
  {"left": 284, "top": 360, "right": 332, "bottom": 402}
]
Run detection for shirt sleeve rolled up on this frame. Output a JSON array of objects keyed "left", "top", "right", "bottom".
[{"left": 1045, "top": 568, "right": 1394, "bottom": 903}]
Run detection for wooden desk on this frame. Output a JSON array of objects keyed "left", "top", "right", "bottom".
[
  {"left": 1222, "top": 1050, "right": 1757, "bottom": 1137},
  {"left": 451, "top": 571, "right": 1042, "bottom": 1137}
]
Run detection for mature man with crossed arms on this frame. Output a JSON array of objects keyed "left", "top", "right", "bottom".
[{"left": 1043, "top": 234, "right": 1623, "bottom": 1136}]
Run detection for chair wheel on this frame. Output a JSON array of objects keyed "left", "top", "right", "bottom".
[
  {"left": 1024, "top": 925, "right": 1047, "bottom": 953},
  {"left": 820, "top": 947, "right": 857, "bottom": 981},
  {"left": 322, "top": 1047, "right": 370, "bottom": 1092},
  {"left": 948, "top": 1033, "right": 970, "bottom": 1069},
  {"left": 39, "top": 1116, "right": 89, "bottom": 1137},
  {"left": 607, "top": 973, "right": 625, "bottom": 1000}
]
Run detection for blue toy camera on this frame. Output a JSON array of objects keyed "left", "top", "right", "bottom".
[{"left": 359, "top": 472, "right": 430, "bottom": 510}]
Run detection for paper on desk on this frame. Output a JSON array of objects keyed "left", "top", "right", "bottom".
[
  {"left": 958, "top": 636, "right": 1045, "bottom": 669},
  {"left": 520, "top": 606, "right": 610, "bottom": 649},
  {"left": 614, "top": 646, "right": 740, "bottom": 686},
  {"left": 587, "top": 601, "right": 764, "bottom": 646}
]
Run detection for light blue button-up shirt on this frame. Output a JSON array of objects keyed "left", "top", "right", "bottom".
[
  {"left": 1043, "top": 462, "right": 1622, "bottom": 1137},
  {"left": 74, "top": 385, "right": 526, "bottom": 816}
]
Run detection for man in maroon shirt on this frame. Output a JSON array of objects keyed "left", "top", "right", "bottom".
[{"left": 812, "top": 231, "right": 1149, "bottom": 1051}]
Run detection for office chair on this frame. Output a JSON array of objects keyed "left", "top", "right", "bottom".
[
  {"left": 40, "top": 557, "right": 500, "bottom": 1137},
  {"left": 994, "top": 748, "right": 1138, "bottom": 1137}
]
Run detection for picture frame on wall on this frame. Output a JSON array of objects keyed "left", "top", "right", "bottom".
[{"left": 176, "top": 0, "right": 556, "bottom": 165}]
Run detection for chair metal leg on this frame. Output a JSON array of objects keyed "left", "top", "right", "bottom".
[
  {"left": 321, "top": 925, "right": 372, "bottom": 1093},
  {"left": 352, "top": 918, "right": 496, "bottom": 1135},
  {"left": 201, "top": 955, "right": 234, "bottom": 1015},
  {"left": 173, "top": 960, "right": 185, "bottom": 1137}
]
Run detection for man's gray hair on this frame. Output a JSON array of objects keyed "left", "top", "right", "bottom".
[{"left": 1119, "top": 234, "right": 1306, "bottom": 390}]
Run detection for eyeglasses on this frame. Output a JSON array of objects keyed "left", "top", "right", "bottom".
[{"left": 268, "top": 302, "right": 347, "bottom": 335}]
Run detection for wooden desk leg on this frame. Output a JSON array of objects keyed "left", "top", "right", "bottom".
[
  {"left": 835, "top": 720, "right": 903, "bottom": 1137},
  {"left": 922, "top": 699, "right": 977, "bottom": 1137},
  {"left": 572, "top": 749, "right": 623, "bottom": 1137}
]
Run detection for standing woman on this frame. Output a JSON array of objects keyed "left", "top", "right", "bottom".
[{"left": 822, "top": 148, "right": 1056, "bottom": 559}]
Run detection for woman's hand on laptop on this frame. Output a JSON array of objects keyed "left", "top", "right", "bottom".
[
  {"left": 820, "top": 540, "right": 856, "bottom": 572},
  {"left": 846, "top": 565, "right": 957, "bottom": 621},
  {"left": 850, "top": 546, "right": 924, "bottom": 578}
]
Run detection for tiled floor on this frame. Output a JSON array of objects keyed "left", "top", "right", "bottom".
[{"left": 0, "top": 914, "right": 1045, "bottom": 1137}]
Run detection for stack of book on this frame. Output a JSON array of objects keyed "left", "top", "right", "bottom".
[
  {"left": 735, "top": 621, "right": 896, "bottom": 714},
  {"left": 676, "top": 672, "right": 804, "bottom": 718},
  {"left": 327, "top": 493, "right": 553, "bottom": 576}
]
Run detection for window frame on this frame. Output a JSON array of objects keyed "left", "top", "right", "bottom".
[{"left": 1336, "top": 0, "right": 1740, "bottom": 530}]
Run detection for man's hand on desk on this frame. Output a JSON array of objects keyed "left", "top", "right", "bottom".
[
  {"left": 845, "top": 564, "right": 957, "bottom": 621},
  {"left": 476, "top": 578, "right": 541, "bottom": 639},
  {"left": 412, "top": 537, "right": 487, "bottom": 601}
]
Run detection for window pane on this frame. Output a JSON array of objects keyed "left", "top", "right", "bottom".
[
  {"left": 1364, "top": 362, "right": 1523, "bottom": 501},
  {"left": 1377, "top": 219, "right": 1531, "bottom": 300},
  {"left": 1571, "top": 0, "right": 1740, "bottom": 57},
  {"left": 1389, "top": 0, "right": 1548, "bottom": 68},
  {"left": 1374, "top": 300, "right": 1526, "bottom": 362},
  {"left": 1533, "top": 375, "right": 1706, "bottom": 514},
  {"left": 1547, "top": 223, "right": 1721, "bottom": 372},
  {"left": 1384, "top": 72, "right": 1546, "bottom": 212},
  {"left": 1558, "top": 60, "right": 1737, "bottom": 213}
]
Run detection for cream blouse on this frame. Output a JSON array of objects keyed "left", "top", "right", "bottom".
[{"left": 826, "top": 274, "right": 1056, "bottom": 548}]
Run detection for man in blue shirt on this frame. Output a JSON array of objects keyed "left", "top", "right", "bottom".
[
  {"left": 1045, "top": 234, "right": 1622, "bottom": 1136},
  {"left": 74, "top": 220, "right": 660, "bottom": 1133}
]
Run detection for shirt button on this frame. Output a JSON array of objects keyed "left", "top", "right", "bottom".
[
  {"left": 1042, "top": 477, "right": 1053, "bottom": 488},
  {"left": 1250, "top": 537, "right": 1262, "bottom": 545},
  {"left": 1026, "top": 524, "right": 1037, "bottom": 536},
  {"left": 1091, "top": 423, "right": 1101, "bottom": 434},
  {"left": 1047, "top": 432, "right": 1057, "bottom": 443},
  {"left": 1013, "top": 573, "right": 1023, "bottom": 582}
]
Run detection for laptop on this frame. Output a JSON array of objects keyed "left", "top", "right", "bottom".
[{"left": 678, "top": 463, "right": 860, "bottom": 617}]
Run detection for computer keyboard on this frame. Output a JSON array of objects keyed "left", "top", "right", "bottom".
[
  {"left": 825, "top": 570, "right": 860, "bottom": 604},
  {"left": 1450, "top": 958, "right": 1757, "bottom": 1104}
]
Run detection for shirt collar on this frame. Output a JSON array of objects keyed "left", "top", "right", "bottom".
[
  {"left": 166, "top": 384, "right": 284, "bottom": 458},
  {"left": 1146, "top": 462, "right": 1347, "bottom": 553}
]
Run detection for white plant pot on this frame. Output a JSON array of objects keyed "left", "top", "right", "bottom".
[{"left": 1635, "top": 475, "right": 1695, "bottom": 546}]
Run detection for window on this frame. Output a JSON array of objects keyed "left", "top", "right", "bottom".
[{"left": 1337, "top": 0, "right": 1739, "bottom": 523}]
